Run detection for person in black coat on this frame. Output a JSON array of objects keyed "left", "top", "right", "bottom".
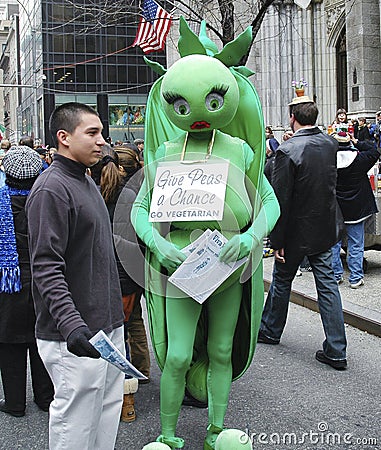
[
  {"left": 0, "top": 147, "right": 54, "bottom": 417},
  {"left": 264, "top": 126, "right": 280, "bottom": 184},
  {"left": 331, "top": 132, "right": 381, "bottom": 288},
  {"left": 354, "top": 117, "right": 372, "bottom": 144},
  {"left": 99, "top": 145, "right": 148, "bottom": 422},
  {"left": 259, "top": 98, "right": 347, "bottom": 371}
]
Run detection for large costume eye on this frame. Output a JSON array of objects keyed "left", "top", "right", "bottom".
[
  {"left": 205, "top": 87, "right": 228, "bottom": 111},
  {"left": 205, "top": 92, "right": 224, "bottom": 111},
  {"left": 174, "top": 98, "right": 190, "bottom": 115}
]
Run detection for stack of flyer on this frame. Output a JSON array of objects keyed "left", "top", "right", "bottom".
[
  {"left": 168, "top": 229, "right": 247, "bottom": 304},
  {"left": 90, "top": 330, "right": 148, "bottom": 380}
]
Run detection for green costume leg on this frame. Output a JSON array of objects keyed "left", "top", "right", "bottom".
[
  {"left": 160, "top": 290, "right": 202, "bottom": 439},
  {"left": 205, "top": 282, "right": 242, "bottom": 447}
]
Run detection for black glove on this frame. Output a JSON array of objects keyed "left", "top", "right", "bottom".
[{"left": 66, "top": 326, "right": 101, "bottom": 359}]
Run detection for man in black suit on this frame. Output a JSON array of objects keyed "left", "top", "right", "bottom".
[{"left": 258, "top": 97, "right": 347, "bottom": 371}]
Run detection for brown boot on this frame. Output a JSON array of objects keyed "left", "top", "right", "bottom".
[
  {"left": 121, "top": 378, "right": 138, "bottom": 423},
  {"left": 121, "top": 393, "right": 135, "bottom": 422}
]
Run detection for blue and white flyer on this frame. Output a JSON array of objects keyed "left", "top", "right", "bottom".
[{"left": 89, "top": 330, "right": 148, "bottom": 380}]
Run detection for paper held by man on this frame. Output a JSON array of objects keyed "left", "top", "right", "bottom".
[
  {"left": 89, "top": 330, "right": 148, "bottom": 380},
  {"left": 169, "top": 229, "right": 247, "bottom": 304}
]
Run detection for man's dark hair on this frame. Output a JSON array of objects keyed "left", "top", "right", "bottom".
[
  {"left": 49, "top": 102, "right": 99, "bottom": 147},
  {"left": 19, "top": 135, "right": 34, "bottom": 149},
  {"left": 289, "top": 102, "right": 318, "bottom": 126}
]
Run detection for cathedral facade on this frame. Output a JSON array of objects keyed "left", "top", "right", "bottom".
[
  {"left": 254, "top": 0, "right": 380, "bottom": 128},
  {"left": 169, "top": 0, "right": 381, "bottom": 129}
]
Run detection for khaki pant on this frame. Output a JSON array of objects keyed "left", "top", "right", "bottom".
[{"left": 37, "top": 327, "right": 124, "bottom": 450}]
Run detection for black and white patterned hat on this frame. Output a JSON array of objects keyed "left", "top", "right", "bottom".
[{"left": 2, "top": 146, "right": 43, "bottom": 179}]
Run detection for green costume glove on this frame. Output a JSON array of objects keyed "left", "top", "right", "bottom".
[
  {"left": 219, "top": 175, "right": 278, "bottom": 264},
  {"left": 148, "top": 229, "right": 186, "bottom": 272},
  {"left": 219, "top": 232, "right": 258, "bottom": 264}
]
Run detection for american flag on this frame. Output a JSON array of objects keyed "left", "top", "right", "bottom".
[{"left": 133, "top": 0, "right": 172, "bottom": 54}]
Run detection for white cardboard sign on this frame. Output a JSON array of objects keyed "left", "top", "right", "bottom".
[{"left": 149, "top": 161, "right": 229, "bottom": 222}]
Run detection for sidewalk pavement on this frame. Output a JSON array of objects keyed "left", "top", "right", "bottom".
[{"left": 262, "top": 249, "right": 381, "bottom": 337}]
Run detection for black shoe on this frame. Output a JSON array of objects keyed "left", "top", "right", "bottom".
[
  {"left": 138, "top": 377, "right": 150, "bottom": 385},
  {"left": 182, "top": 391, "right": 207, "bottom": 408},
  {"left": 315, "top": 351, "right": 347, "bottom": 371},
  {"left": 0, "top": 399, "right": 25, "bottom": 417},
  {"left": 34, "top": 399, "right": 51, "bottom": 412},
  {"left": 257, "top": 330, "right": 279, "bottom": 345}
]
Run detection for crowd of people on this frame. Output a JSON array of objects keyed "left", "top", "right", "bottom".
[
  {"left": 0, "top": 95, "right": 379, "bottom": 450},
  {"left": 264, "top": 107, "right": 381, "bottom": 287}
]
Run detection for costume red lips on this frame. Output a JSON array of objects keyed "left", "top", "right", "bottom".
[{"left": 190, "top": 121, "right": 210, "bottom": 130}]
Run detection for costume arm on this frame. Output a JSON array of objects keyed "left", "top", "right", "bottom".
[{"left": 220, "top": 147, "right": 280, "bottom": 263}]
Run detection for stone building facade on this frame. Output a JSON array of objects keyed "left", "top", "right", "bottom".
[
  {"left": 254, "top": 0, "right": 380, "bottom": 128},
  {"left": 168, "top": 0, "right": 381, "bottom": 129}
]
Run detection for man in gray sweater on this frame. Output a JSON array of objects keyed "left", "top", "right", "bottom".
[{"left": 26, "top": 103, "right": 125, "bottom": 450}]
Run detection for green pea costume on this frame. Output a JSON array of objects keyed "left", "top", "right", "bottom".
[{"left": 132, "top": 18, "right": 280, "bottom": 450}]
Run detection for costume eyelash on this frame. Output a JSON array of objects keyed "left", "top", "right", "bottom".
[
  {"left": 210, "top": 84, "right": 229, "bottom": 96},
  {"left": 163, "top": 92, "right": 181, "bottom": 104}
]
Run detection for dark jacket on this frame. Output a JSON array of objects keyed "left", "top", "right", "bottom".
[
  {"left": 264, "top": 138, "right": 280, "bottom": 184},
  {"left": 357, "top": 125, "right": 372, "bottom": 143},
  {"left": 0, "top": 195, "right": 37, "bottom": 343},
  {"left": 270, "top": 127, "right": 340, "bottom": 254},
  {"left": 106, "top": 171, "right": 145, "bottom": 296},
  {"left": 336, "top": 141, "right": 380, "bottom": 222},
  {"left": 264, "top": 153, "right": 276, "bottom": 184},
  {"left": 26, "top": 155, "right": 124, "bottom": 341}
]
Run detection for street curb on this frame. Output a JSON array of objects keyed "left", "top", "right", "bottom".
[{"left": 264, "top": 279, "right": 381, "bottom": 338}]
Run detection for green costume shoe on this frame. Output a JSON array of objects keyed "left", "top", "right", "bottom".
[
  {"left": 215, "top": 429, "right": 253, "bottom": 449},
  {"left": 156, "top": 435, "right": 185, "bottom": 449},
  {"left": 142, "top": 443, "right": 172, "bottom": 450},
  {"left": 203, "top": 424, "right": 224, "bottom": 450}
]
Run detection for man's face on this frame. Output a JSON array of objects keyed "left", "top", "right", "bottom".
[
  {"left": 60, "top": 113, "right": 105, "bottom": 167},
  {"left": 377, "top": 115, "right": 381, "bottom": 123}
]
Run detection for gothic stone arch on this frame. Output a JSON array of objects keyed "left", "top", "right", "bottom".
[{"left": 326, "top": 1, "right": 347, "bottom": 110}]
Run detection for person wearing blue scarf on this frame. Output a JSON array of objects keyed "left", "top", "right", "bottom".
[{"left": 0, "top": 146, "right": 54, "bottom": 417}]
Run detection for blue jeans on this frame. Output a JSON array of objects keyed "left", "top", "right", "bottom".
[
  {"left": 260, "top": 249, "right": 347, "bottom": 360},
  {"left": 332, "top": 221, "right": 364, "bottom": 284}
]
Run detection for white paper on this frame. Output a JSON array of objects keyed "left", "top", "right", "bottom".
[
  {"left": 169, "top": 230, "right": 247, "bottom": 304},
  {"left": 182, "top": 229, "right": 212, "bottom": 256},
  {"left": 89, "top": 330, "right": 147, "bottom": 380}
]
